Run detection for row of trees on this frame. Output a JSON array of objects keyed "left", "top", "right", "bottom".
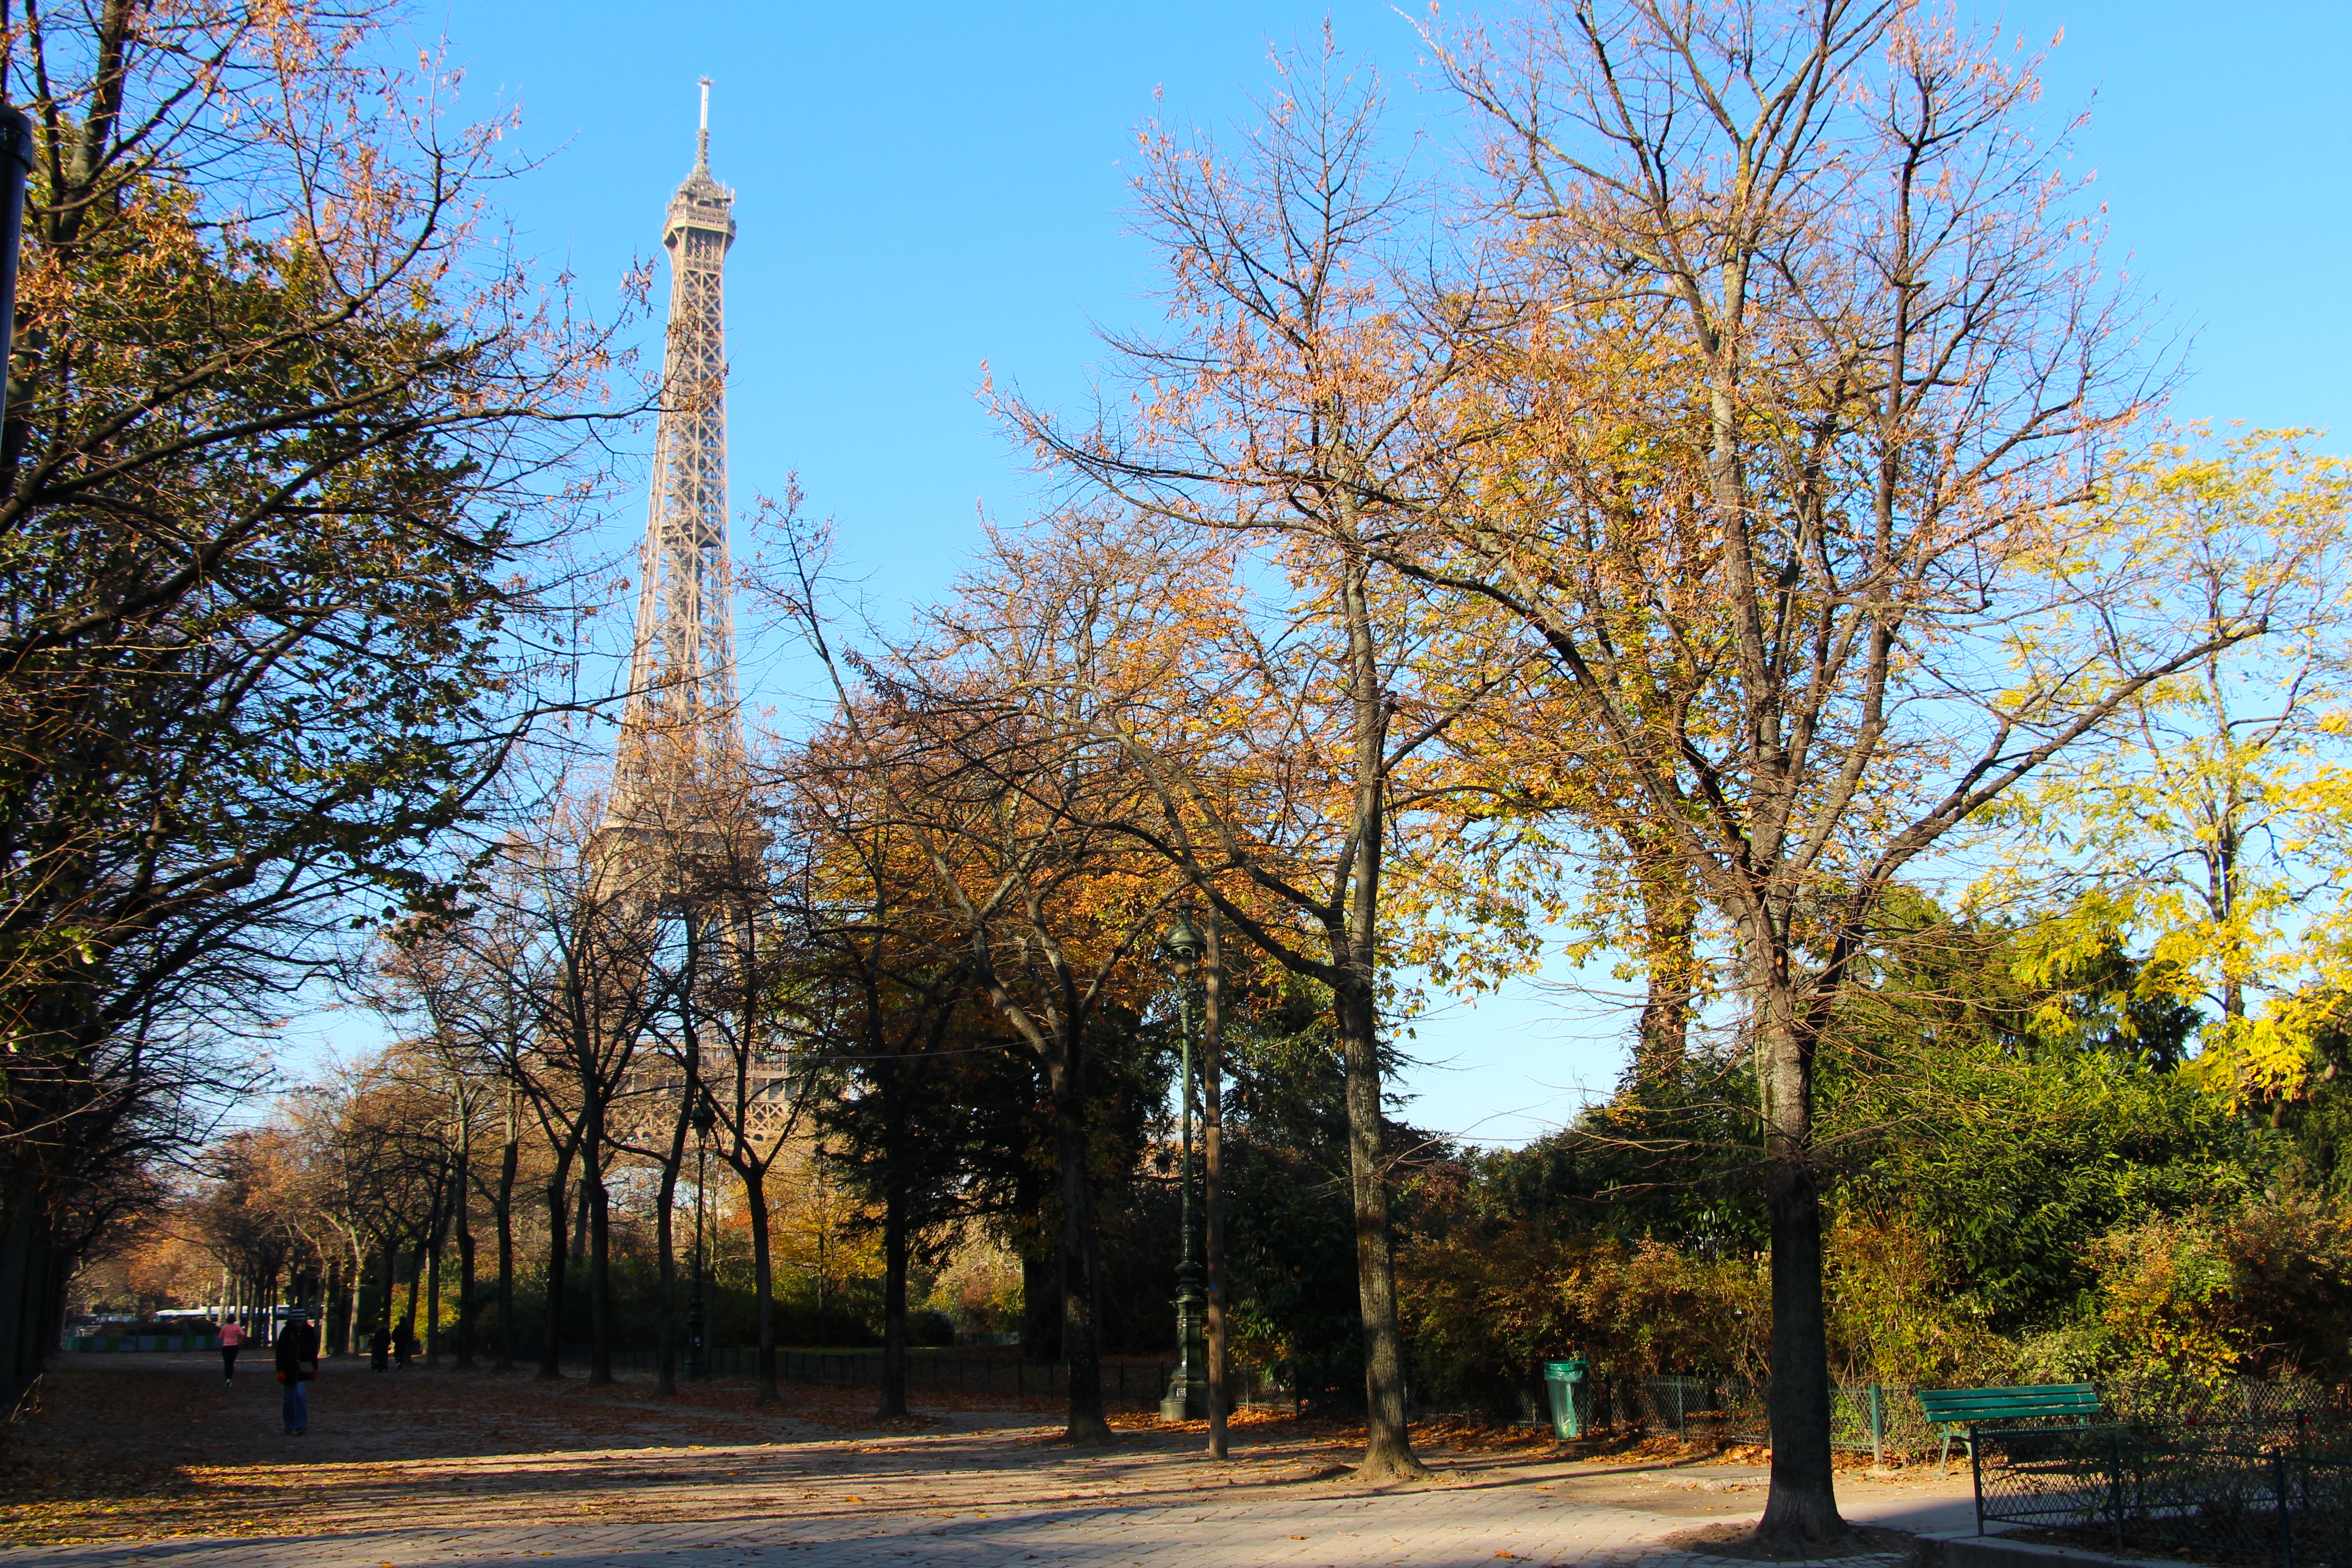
[
  {"left": 734, "top": 8, "right": 2347, "bottom": 1549},
  {"left": 0, "top": 0, "right": 635, "bottom": 1418},
  {"left": 733, "top": 4, "right": 2350, "bottom": 1546},
  {"left": 26, "top": 0, "right": 2352, "bottom": 1556},
  {"left": 101, "top": 1034, "right": 907, "bottom": 1371},
  {"left": 119, "top": 875, "right": 2352, "bottom": 1403}
]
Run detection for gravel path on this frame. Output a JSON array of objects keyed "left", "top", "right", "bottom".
[{"left": 1, "top": 1352, "right": 1977, "bottom": 1566}]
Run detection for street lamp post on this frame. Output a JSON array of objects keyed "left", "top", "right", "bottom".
[
  {"left": 687, "top": 1093, "right": 715, "bottom": 1381},
  {"left": 0, "top": 104, "right": 33, "bottom": 496},
  {"left": 0, "top": 107, "right": 29, "bottom": 370},
  {"left": 1160, "top": 909, "right": 1209, "bottom": 1422}
]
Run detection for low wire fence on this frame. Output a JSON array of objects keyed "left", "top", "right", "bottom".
[
  {"left": 409, "top": 1342, "right": 2352, "bottom": 1460},
  {"left": 529, "top": 1345, "right": 1180, "bottom": 1408},
  {"left": 1256, "top": 1372, "right": 1931, "bottom": 1453},
  {"left": 61, "top": 1333, "right": 217, "bottom": 1353},
  {"left": 1546, "top": 1375, "right": 1936, "bottom": 1457},
  {"left": 1975, "top": 1423, "right": 2352, "bottom": 1567},
  {"left": 1570, "top": 1375, "right": 2350, "bottom": 1459},
  {"left": 2102, "top": 1377, "right": 2347, "bottom": 1427}
]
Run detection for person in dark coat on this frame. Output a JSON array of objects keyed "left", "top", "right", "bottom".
[
  {"left": 392, "top": 1322, "right": 414, "bottom": 1370},
  {"left": 369, "top": 1323, "right": 389, "bottom": 1371},
  {"left": 274, "top": 1309, "right": 319, "bottom": 1436}
]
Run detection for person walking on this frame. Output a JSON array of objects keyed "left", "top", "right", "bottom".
[
  {"left": 217, "top": 1318, "right": 246, "bottom": 1384},
  {"left": 369, "top": 1323, "right": 389, "bottom": 1372},
  {"left": 392, "top": 1322, "right": 413, "bottom": 1371},
  {"left": 274, "top": 1308, "right": 319, "bottom": 1436}
]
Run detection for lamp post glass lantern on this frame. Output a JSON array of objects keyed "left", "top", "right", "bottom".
[
  {"left": 688, "top": 1093, "right": 715, "bottom": 1380},
  {"left": 1161, "top": 910, "right": 1208, "bottom": 1421}
]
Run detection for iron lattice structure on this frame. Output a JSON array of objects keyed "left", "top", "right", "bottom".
[
  {"left": 610, "top": 81, "right": 742, "bottom": 842},
  {"left": 600, "top": 87, "right": 795, "bottom": 1143}
]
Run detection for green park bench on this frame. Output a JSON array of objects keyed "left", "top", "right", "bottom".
[{"left": 1916, "top": 1383, "right": 2101, "bottom": 1475}]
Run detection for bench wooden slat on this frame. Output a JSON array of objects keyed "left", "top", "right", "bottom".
[
  {"left": 1917, "top": 1382, "right": 2098, "bottom": 1424},
  {"left": 1919, "top": 1396, "right": 2100, "bottom": 1416},
  {"left": 1916, "top": 1384, "right": 2101, "bottom": 1476}
]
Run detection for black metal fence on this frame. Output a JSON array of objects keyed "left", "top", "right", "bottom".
[
  {"left": 1219, "top": 1366, "right": 1906, "bottom": 1443},
  {"left": 1527, "top": 1376, "right": 1936, "bottom": 1456},
  {"left": 532, "top": 1345, "right": 1177, "bottom": 1408},
  {"left": 1564, "top": 1375, "right": 2347, "bottom": 1460},
  {"left": 2102, "top": 1377, "right": 2345, "bottom": 1426},
  {"left": 1973, "top": 1423, "right": 2352, "bottom": 1567},
  {"left": 500, "top": 1349, "right": 2349, "bottom": 1458}
]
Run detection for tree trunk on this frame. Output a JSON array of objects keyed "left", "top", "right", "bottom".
[
  {"left": 397, "top": 1225, "right": 426, "bottom": 1356},
  {"left": 318, "top": 1254, "right": 339, "bottom": 1356},
  {"left": 27, "top": 1215, "right": 63, "bottom": 1402},
  {"left": 452, "top": 1142, "right": 475, "bottom": 1370},
  {"left": 655, "top": 1162, "right": 679, "bottom": 1396},
  {"left": 0, "top": 1192, "right": 32, "bottom": 1413},
  {"left": 1751, "top": 962, "right": 1850, "bottom": 1547},
  {"left": 877, "top": 1133, "right": 909, "bottom": 1419},
  {"left": 341, "top": 1235, "right": 365, "bottom": 1356},
  {"left": 743, "top": 1165, "right": 781, "bottom": 1405},
  {"left": 538, "top": 1142, "right": 575, "bottom": 1380},
  {"left": 569, "top": 1173, "right": 591, "bottom": 1268},
  {"left": 494, "top": 1092, "right": 520, "bottom": 1372},
  {"left": 1627, "top": 831, "right": 1699, "bottom": 1084},
  {"left": 1756, "top": 1160, "right": 1842, "bottom": 1540},
  {"left": 1334, "top": 552, "right": 1425, "bottom": 1483},
  {"left": 654, "top": 1100, "right": 688, "bottom": 1397},
  {"left": 1202, "top": 907, "right": 1229, "bottom": 1460},
  {"left": 1048, "top": 1050, "right": 1110, "bottom": 1443},
  {"left": 0, "top": 1197, "right": 57, "bottom": 1412},
  {"left": 424, "top": 1204, "right": 443, "bottom": 1368},
  {"left": 373, "top": 1243, "right": 397, "bottom": 1360},
  {"left": 585, "top": 1124, "right": 614, "bottom": 1387},
  {"left": 1334, "top": 979, "right": 1419, "bottom": 1480}
]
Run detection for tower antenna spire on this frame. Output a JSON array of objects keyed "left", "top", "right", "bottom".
[{"left": 696, "top": 77, "right": 711, "bottom": 172}]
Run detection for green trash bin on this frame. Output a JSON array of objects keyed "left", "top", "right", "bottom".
[{"left": 1543, "top": 1357, "right": 1590, "bottom": 1440}]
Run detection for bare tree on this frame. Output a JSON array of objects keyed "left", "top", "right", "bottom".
[
  {"left": 1003, "top": 48, "right": 1511, "bottom": 1476},
  {"left": 455, "top": 792, "right": 672, "bottom": 1384},
  {"left": 365, "top": 933, "right": 518, "bottom": 1369},
  {"left": 767, "top": 741, "right": 982, "bottom": 1419},
  {"left": 308, "top": 1065, "right": 444, "bottom": 1356},
  {"left": 760, "top": 521, "right": 1180, "bottom": 1444}
]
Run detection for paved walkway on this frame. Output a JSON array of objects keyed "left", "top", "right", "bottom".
[
  {"left": 10, "top": 1356, "right": 1977, "bottom": 1568},
  {"left": 10, "top": 1489, "right": 1676, "bottom": 1567},
  {"left": 4, "top": 1448, "right": 1974, "bottom": 1568}
]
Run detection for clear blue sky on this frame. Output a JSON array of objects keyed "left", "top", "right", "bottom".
[{"left": 297, "top": 0, "right": 2348, "bottom": 1140}]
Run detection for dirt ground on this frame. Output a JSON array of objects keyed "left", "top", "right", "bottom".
[{"left": 0, "top": 1352, "right": 1970, "bottom": 1551}]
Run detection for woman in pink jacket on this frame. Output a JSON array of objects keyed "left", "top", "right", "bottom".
[{"left": 217, "top": 1318, "right": 246, "bottom": 1384}]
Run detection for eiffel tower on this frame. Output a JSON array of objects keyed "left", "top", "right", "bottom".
[
  {"left": 608, "top": 78, "right": 742, "bottom": 850},
  {"left": 600, "top": 86, "right": 790, "bottom": 1140}
]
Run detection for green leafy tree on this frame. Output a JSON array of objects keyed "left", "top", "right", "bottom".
[
  {"left": 1972, "top": 427, "right": 2352, "bottom": 1108},
  {"left": 0, "top": 0, "right": 630, "bottom": 1404}
]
